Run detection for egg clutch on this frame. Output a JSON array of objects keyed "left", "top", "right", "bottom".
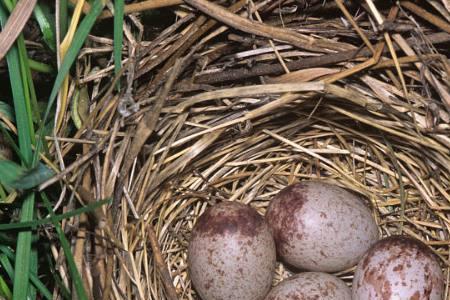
[{"left": 187, "top": 181, "right": 445, "bottom": 300}]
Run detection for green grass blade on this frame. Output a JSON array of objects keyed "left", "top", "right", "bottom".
[
  {"left": 27, "top": 59, "right": 53, "bottom": 73},
  {"left": 0, "top": 275, "right": 12, "bottom": 300},
  {"left": 17, "top": 37, "right": 39, "bottom": 129},
  {"left": 10, "top": 163, "right": 55, "bottom": 190},
  {"left": 0, "top": 247, "right": 52, "bottom": 300},
  {"left": 0, "top": 160, "right": 54, "bottom": 190},
  {"left": 41, "top": 193, "right": 88, "bottom": 300},
  {"left": 113, "top": 0, "right": 124, "bottom": 89},
  {"left": 0, "top": 253, "right": 14, "bottom": 299},
  {"left": 45, "top": 0, "right": 105, "bottom": 119},
  {"left": 12, "top": 194, "right": 34, "bottom": 300},
  {"left": 0, "top": 160, "right": 26, "bottom": 185},
  {"left": 0, "top": 253, "right": 14, "bottom": 278},
  {"left": 33, "top": 3, "right": 56, "bottom": 52},
  {"left": 0, "top": 3, "right": 37, "bottom": 299},
  {"left": 29, "top": 265, "right": 52, "bottom": 300},
  {"left": 28, "top": 248, "right": 37, "bottom": 299},
  {"left": 59, "top": 0, "right": 68, "bottom": 38},
  {"left": 45, "top": 252, "right": 70, "bottom": 299},
  {"left": 35, "top": 0, "right": 105, "bottom": 164},
  {"left": 0, "top": 198, "right": 110, "bottom": 230},
  {"left": 0, "top": 7, "right": 33, "bottom": 165},
  {"left": 1, "top": 0, "right": 37, "bottom": 137},
  {"left": 0, "top": 0, "right": 13, "bottom": 11}
]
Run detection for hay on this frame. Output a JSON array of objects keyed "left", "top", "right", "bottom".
[
  {"left": 48, "top": 0, "right": 450, "bottom": 298},
  {"left": 146, "top": 103, "right": 450, "bottom": 299}
]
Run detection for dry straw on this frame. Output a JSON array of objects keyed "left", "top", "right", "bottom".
[{"left": 45, "top": 0, "right": 450, "bottom": 298}]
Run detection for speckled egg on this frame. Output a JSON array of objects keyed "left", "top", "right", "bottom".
[
  {"left": 265, "top": 181, "right": 379, "bottom": 272},
  {"left": 265, "top": 272, "right": 351, "bottom": 300},
  {"left": 188, "top": 201, "right": 276, "bottom": 300},
  {"left": 352, "top": 235, "right": 444, "bottom": 300}
]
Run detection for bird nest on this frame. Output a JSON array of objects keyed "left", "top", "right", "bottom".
[
  {"left": 61, "top": 0, "right": 450, "bottom": 299},
  {"left": 145, "top": 93, "right": 450, "bottom": 299}
]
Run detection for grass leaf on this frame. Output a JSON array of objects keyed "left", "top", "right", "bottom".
[
  {"left": 40, "top": 193, "right": 91, "bottom": 300},
  {"left": 45, "top": 252, "right": 70, "bottom": 299},
  {"left": 59, "top": 0, "right": 68, "bottom": 38},
  {"left": 0, "top": 3, "right": 37, "bottom": 299},
  {"left": 0, "top": 160, "right": 26, "bottom": 186},
  {"left": 33, "top": 2, "right": 56, "bottom": 51},
  {"left": 36, "top": 0, "right": 105, "bottom": 163},
  {"left": 113, "top": 0, "right": 124, "bottom": 89},
  {"left": 0, "top": 253, "right": 13, "bottom": 279},
  {"left": 11, "top": 163, "right": 55, "bottom": 190},
  {"left": 0, "top": 5, "right": 33, "bottom": 165},
  {"left": 0, "top": 275, "right": 12, "bottom": 300},
  {"left": 27, "top": 59, "right": 53, "bottom": 73},
  {"left": 0, "top": 198, "right": 110, "bottom": 230},
  {"left": 12, "top": 194, "right": 34, "bottom": 300},
  {"left": 0, "top": 247, "right": 52, "bottom": 299},
  {"left": 0, "top": 160, "right": 55, "bottom": 190}
]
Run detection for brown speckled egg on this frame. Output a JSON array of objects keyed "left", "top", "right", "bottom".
[
  {"left": 265, "top": 272, "right": 351, "bottom": 300},
  {"left": 352, "top": 235, "right": 444, "bottom": 300},
  {"left": 188, "top": 201, "right": 276, "bottom": 300},
  {"left": 265, "top": 181, "right": 379, "bottom": 272}
]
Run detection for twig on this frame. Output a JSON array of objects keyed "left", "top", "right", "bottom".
[
  {"left": 147, "top": 226, "right": 179, "bottom": 300},
  {"left": 38, "top": 142, "right": 106, "bottom": 191},
  {"left": 99, "top": 0, "right": 183, "bottom": 19},
  {"left": 136, "top": 16, "right": 207, "bottom": 79},
  {"left": 68, "top": 0, "right": 183, "bottom": 19},
  {"left": 401, "top": 1, "right": 450, "bottom": 34},
  {"left": 184, "top": 0, "right": 352, "bottom": 52},
  {"left": 250, "top": 0, "right": 290, "bottom": 73},
  {"left": 335, "top": 0, "right": 374, "bottom": 53},
  {"left": 136, "top": 0, "right": 247, "bottom": 81},
  {"left": 194, "top": 32, "right": 450, "bottom": 84},
  {"left": 195, "top": 48, "right": 367, "bottom": 84}
]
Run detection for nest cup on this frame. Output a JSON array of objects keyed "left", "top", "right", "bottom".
[{"left": 147, "top": 98, "right": 450, "bottom": 299}]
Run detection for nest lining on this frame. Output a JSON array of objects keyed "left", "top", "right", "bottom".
[
  {"left": 146, "top": 102, "right": 450, "bottom": 299},
  {"left": 61, "top": 1, "right": 450, "bottom": 298}
]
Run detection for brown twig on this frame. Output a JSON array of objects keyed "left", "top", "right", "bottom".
[
  {"left": 183, "top": 0, "right": 353, "bottom": 52},
  {"left": 68, "top": 0, "right": 183, "bottom": 19},
  {"left": 38, "top": 140, "right": 107, "bottom": 191},
  {"left": 136, "top": 0, "right": 247, "bottom": 82},
  {"left": 136, "top": 16, "right": 207, "bottom": 80},
  {"left": 401, "top": 1, "right": 450, "bottom": 34},
  {"left": 195, "top": 49, "right": 366, "bottom": 84},
  {"left": 194, "top": 32, "right": 450, "bottom": 84},
  {"left": 335, "top": 0, "right": 374, "bottom": 53},
  {"left": 147, "top": 226, "right": 179, "bottom": 300},
  {"left": 99, "top": 0, "right": 183, "bottom": 19}
]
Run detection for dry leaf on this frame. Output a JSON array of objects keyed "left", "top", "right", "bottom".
[{"left": 0, "top": 0, "right": 37, "bottom": 61}]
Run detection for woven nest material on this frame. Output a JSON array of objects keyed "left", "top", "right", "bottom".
[
  {"left": 61, "top": 0, "right": 450, "bottom": 299},
  {"left": 146, "top": 96, "right": 450, "bottom": 298}
]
